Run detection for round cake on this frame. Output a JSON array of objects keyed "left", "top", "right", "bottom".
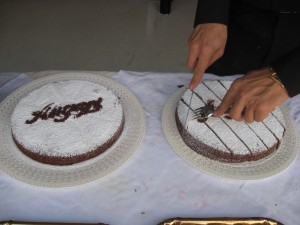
[
  {"left": 176, "top": 80, "right": 286, "bottom": 163},
  {"left": 11, "top": 80, "right": 124, "bottom": 165}
]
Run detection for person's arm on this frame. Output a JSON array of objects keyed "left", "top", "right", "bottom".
[
  {"left": 187, "top": 0, "right": 230, "bottom": 90},
  {"left": 194, "top": 0, "right": 230, "bottom": 26},
  {"left": 271, "top": 46, "right": 300, "bottom": 97},
  {"left": 212, "top": 47, "right": 300, "bottom": 123}
]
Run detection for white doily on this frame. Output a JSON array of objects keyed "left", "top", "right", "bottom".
[
  {"left": 162, "top": 86, "right": 300, "bottom": 180},
  {"left": 0, "top": 72, "right": 146, "bottom": 187}
]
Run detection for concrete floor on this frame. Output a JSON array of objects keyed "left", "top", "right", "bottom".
[{"left": 0, "top": 0, "right": 197, "bottom": 73}]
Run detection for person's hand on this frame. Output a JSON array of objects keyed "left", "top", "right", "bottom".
[
  {"left": 187, "top": 23, "right": 227, "bottom": 90},
  {"left": 214, "top": 68, "right": 289, "bottom": 123}
]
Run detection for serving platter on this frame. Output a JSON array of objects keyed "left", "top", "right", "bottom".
[{"left": 0, "top": 72, "right": 146, "bottom": 187}]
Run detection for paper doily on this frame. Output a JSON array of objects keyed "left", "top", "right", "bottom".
[
  {"left": 162, "top": 86, "right": 300, "bottom": 180},
  {"left": 0, "top": 72, "right": 146, "bottom": 187}
]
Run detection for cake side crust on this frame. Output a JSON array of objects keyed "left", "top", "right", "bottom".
[
  {"left": 11, "top": 80, "right": 124, "bottom": 156},
  {"left": 11, "top": 80, "right": 125, "bottom": 165},
  {"left": 175, "top": 108, "right": 279, "bottom": 163},
  {"left": 12, "top": 116, "right": 125, "bottom": 165}
]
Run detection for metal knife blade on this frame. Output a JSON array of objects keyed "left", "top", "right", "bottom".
[{"left": 184, "top": 88, "right": 193, "bottom": 129}]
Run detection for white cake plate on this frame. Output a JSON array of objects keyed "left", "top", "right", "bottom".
[
  {"left": 162, "top": 86, "right": 300, "bottom": 180},
  {"left": 0, "top": 72, "right": 146, "bottom": 187}
]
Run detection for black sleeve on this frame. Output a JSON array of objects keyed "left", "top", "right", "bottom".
[
  {"left": 194, "top": 0, "right": 230, "bottom": 27},
  {"left": 271, "top": 46, "right": 300, "bottom": 97}
]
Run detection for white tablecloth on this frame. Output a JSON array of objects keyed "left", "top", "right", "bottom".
[{"left": 0, "top": 70, "right": 300, "bottom": 225}]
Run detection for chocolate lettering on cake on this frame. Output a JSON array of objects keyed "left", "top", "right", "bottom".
[{"left": 26, "top": 97, "right": 103, "bottom": 124}]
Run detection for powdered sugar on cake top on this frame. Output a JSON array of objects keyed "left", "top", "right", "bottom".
[
  {"left": 177, "top": 80, "right": 285, "bottom": 156},
  {"left": 11, "top": 80, "right": 123, "bottom": 157}
]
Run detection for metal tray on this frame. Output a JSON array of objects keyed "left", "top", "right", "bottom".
[{"left": 157, "top": 217, "right": 283, "bottom": 225}]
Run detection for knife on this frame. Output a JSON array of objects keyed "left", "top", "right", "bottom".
[{"left": 184, "top": 88, "right": 193, "bottom": 129}]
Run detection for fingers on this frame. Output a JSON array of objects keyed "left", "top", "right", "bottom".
[
  {"left": 187, "top": 44, "right": 224, "bottom": 90},
  {"left": 214, "top": 68, "right": 289, "bottom": 123},
  {"left": 215, "top": 91, "right": 257, "bottom": 122},
  {"left": 215, "top": 80, "right": 259, "bottom": 122},
  {"left": 254, "top": 104, "right": 271, "bottom": 122},
  {"left": 189, "top": 47, "right": 224, "bottom": 90},
  {"left": 187, "top": 23, "right": 227, "bottom": 90},
  {"left": 187, "top": 27, "right": 202, "bottom": 70},
  {"left": 214, "top": 83, "right": 237, "bottom": 117},
  {"left": 229, "top": 100, "right": 245, "bottom": 121},
  {"left": 243, "top": 104, "right": 255, "bottom": 123},
  {"left": 187, "top": 47, "right": 199, "bottom": 70}
]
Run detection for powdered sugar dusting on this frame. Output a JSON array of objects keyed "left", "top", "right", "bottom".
[
  {"left": 11, "top": 80, "right": 123, "bottom": 157},
  {"left": 177, "top": 80, "right": 285, "bottom": 157}
]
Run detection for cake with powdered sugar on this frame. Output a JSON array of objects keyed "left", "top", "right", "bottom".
[
  {"left": 176, "top": 80, "right": 286, "bottom": 163},
  {"left": 11, "top": 80, "right": 124, "bottom": 165}
]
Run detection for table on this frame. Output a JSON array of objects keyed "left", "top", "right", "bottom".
[{"left": 1, "top": 70, "right": 300, "bottom": 225}]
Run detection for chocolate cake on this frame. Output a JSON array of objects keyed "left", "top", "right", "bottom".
[
  {"left": 176, "top": 80, "right": 286, "bottom": 163},
  {"left": 11, "top": 80, "right": 124, "bottom": 165}
]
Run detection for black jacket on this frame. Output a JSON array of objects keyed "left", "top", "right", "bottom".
[{"left": 194, "top": 0, "right": 300, "bottom": 97}]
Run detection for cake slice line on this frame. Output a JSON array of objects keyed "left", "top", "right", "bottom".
[
  {"left": 180, "top": 91, "right": 232, "bottom": 153},
  {"left": 217, "top": 80, "right": 285, "bottom": 131},
  {"left": 192, "top": 84, "right": 254, "bottom": 154},
  {"left": 180, "top": 98, "right": 195, "bottom": 114},
  {"left": 208, "top": 81, "right": 270, "bottom": 149},
  {"left": 185, "top": 88, "right": 232, "bottom": 153}
]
